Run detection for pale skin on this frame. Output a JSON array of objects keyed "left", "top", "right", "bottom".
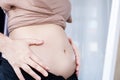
[
  {"left": 0, "top": 31, "right": 80, "bottom": 80},
  {"left": 0, "top": 33, "right": 49, "bottom": 80},
  {"left": 68, "top": 37, "right": 80, "bottom": 76},
  {"left": 0, "top": 0, "right": 80, "bottom": 79}
]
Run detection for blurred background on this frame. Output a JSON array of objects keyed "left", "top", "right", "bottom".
[{"left": 66, "top": 0, "right": 112, "bottom": 80}]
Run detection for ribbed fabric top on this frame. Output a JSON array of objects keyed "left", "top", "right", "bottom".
[{"left": 0, "top": 0, "right": 72, "bottom": 33}]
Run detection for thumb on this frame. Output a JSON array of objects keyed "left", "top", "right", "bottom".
[{"left": 24, "top": 39, "right": 44, "bottom": 45}]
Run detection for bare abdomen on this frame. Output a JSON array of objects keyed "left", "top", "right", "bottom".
[{"left": 9, "top": 24, "right": 76, "bottom": 79}]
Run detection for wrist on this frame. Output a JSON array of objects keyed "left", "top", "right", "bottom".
[{"left": 0, "top": 34, "right": 12, "bottom": 53}]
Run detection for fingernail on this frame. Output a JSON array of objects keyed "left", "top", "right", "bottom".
[{"left": 44, "top": 72, "right": 48, "bottom": 77}]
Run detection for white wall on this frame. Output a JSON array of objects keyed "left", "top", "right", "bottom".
[
  {"left": 102, "top": 0, "right": 120, "bottom": 79},
  {"left": 66, "top": 0, "right": 112, "bottom": 80}
]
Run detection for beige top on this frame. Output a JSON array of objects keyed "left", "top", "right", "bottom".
[{"left": 0, "top": 0, "right": 72, "bottom": 33}]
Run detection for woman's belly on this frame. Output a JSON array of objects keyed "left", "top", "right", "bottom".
[{"left": 9, "top": 24, "right": 76, "bottom": 79}]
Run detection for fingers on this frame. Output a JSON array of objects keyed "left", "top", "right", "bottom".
[
  {"left": 76, "top": 64, "right": 80, "bottom": 76},
  {"left": 69, "top": 37, "right": 80, "bottom": 63},
  {"left": 68, "top": 37, "right": 80, "bottom": 75},
  {"left": 13, "top": 66, "right": 25, "bottom": 80},
  {"left": 72, "top": 44, "right": 80, "bottom": 70},
  {"left": 68, "top": 37, "right": 80, "bottom": 59},
  {"left": 26, "top": 58, "right": 48, "bottom": 77},
  {"left": 76, "top": 71, "right": 79, "bottom": 77},
  {"left": 30, "top": 53, "right": 49, "bottom": 71},
  {"left": 24, "top": 38, "right": 44, "bottom": 45},
  {"left": 73, "top": 44, "right": 80, "bottom": 74},
  {"left": 21, "top": 64, "right": 41, "bottom": 80}
]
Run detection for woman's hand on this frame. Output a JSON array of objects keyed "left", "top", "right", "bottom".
[
  {"left": 68, "top": 37, "right": 80, "bottom": 76},
  {"left": 0, "top": 35, "right": 49, "bottom": 80}
]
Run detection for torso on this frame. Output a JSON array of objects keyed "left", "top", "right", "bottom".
[
  {"left": 1, "top": 0, "right": 75, "bottom": 78},
  {"left": 9, "top": 24, "right": 76, "bottom": 79}
]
